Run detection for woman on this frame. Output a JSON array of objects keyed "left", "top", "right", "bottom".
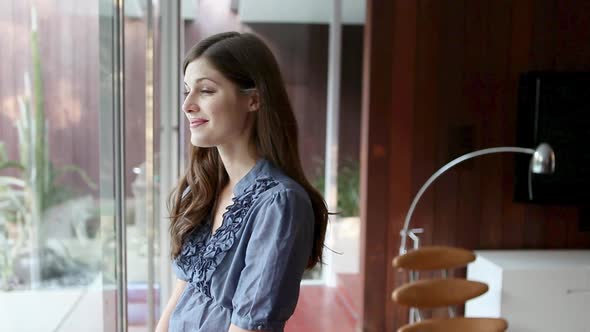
[{"left": 156, "top": 32, "right": 328, "bottom": 332}]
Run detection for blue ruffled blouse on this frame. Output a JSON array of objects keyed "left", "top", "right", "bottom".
[{"left": 169, "top": 159, "right": 314, "bottom": 332}]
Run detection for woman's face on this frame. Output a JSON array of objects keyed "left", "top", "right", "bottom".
[{"left": 182, "top": 58, "right": 256, "bottom": 148}]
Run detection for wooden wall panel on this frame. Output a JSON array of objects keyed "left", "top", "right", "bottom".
[
  {"left": 0, "top": 0, "right": 155, "bottom": 195},
  {"left": 360, "top": 0, "right": 397, "bottom": 330},
  {"left": 0, "top": 0, "right": 102, "bottom": 191},
  {"left": 383, "top": 0, "right": 418, "bottom": 329},
  {"left": 501, "top": 0, "right": 533, "bottom": 249},
  {"left": 361, "top": 0, "right": 590, "bottom": 330}
]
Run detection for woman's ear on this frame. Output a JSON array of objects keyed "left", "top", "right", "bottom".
[{"left": 246, "top": 89, "right": 260, "bottom": 112}]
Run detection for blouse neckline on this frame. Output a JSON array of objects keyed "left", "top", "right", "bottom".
[{"left": 232, "top": 158, "right": 269, "bottom": 196}]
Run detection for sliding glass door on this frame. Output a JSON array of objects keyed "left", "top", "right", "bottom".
[{"left": 0, "top": 0, "right": 168, "bottom": 331}]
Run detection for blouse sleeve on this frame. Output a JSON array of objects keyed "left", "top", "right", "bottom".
[{"left": 230, "top": 189, "right": 314, "bottom": 331}]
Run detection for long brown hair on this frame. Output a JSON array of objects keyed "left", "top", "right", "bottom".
[{"left": 169, "top": 32, "right": 328, "bottom": 269}]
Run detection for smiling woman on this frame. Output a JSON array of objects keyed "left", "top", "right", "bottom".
[{"left": 156, "top": 32, "right": 329, "bottom": 332}]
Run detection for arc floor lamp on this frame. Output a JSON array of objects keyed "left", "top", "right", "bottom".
[{"left": 399, "top": 143, "right": 556, "bottom": 255}]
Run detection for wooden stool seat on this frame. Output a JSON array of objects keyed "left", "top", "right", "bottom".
[
  {"left": 392, "top": 278, "right": 488, "bottom": 308},
  {"left": 393, "top": 246, "right": 476, "bottom": 270},
  {"left": 398, "top": 317, "right": 508, "bottom": 332}
]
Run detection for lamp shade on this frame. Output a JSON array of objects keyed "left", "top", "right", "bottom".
[{"left": 532, "top": 143, "right": 555, "bottom": 174}]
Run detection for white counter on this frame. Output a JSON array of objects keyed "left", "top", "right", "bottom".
[{"left": 466, "top": 250, "right": 590, "bottom": 332}]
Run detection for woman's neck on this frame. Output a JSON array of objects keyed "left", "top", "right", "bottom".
[{"left": 217, "top": 143, "right": 259, "bottom": 191}]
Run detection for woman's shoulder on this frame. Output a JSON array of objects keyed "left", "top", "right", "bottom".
[
  {"left": 232, "top": 158, "right": 312, "bottom": 212},
  {"left": 253, "top": 166, "right": 311, "bottom": 208}
]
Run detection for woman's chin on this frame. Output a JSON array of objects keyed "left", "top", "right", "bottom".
[{"left": 190, "top": 136, "right": 215, "bottom": 148}]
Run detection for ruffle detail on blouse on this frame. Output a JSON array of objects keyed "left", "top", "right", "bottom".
[
  {"left": 174, "top": 218, "right": 211, "bottom": 281},
  {"left": 177, "top": 176, "right": 279, "bottom": 298}
]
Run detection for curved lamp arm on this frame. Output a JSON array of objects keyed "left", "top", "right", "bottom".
[{"left": 399, "top": 144, "right": 554, "bottom": 255}]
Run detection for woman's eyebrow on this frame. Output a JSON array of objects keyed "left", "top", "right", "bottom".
[{"left": 185, "top": 77, "right": 219, "bottom": 86}]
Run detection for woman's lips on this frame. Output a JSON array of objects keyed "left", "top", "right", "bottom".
[{"left": 190, "top": 119, "right": 208, "bottom": 128}]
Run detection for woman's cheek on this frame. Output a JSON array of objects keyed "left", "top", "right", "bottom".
[{"left": 205, "top": 99, "right": 223, "bottom": 114}]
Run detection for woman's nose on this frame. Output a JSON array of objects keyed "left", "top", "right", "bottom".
[{"left": 182, "top": 99, "right": 198, "bottom": 114}]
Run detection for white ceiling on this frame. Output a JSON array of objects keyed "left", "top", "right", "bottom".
[{"left": 236, "top": 0, "right": 366, "bottom": 25}]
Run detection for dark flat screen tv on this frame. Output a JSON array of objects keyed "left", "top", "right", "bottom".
[{"left": 514, "top": 71, "right": 590, "bottom": 205}]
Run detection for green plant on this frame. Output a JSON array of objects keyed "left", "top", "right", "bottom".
[{"left": 311, "top": 159, "right": 360, "bottom": 217}]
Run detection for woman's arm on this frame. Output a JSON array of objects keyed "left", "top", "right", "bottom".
[
  {"left": 155, "top": 279, "right": 187, "bottom": 332},
  {"left": 229, "top": 190, "right": 313, "bottom": 332}
]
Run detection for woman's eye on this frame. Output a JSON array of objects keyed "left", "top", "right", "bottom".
[
  {"left": 200, "top": 89, "right": 214, "bottom": 95},
  {"left": 183, "top": 91, "right": 190, "bottom": 96}
]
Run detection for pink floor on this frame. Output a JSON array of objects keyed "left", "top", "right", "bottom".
[
  {"left": 129, "top": 273, "right": 361, "bottom": 331},
  {"left": 285, "top": 273, "right": 361, "bottom": 332},
  {"left": 286, "top": 284, "right": 358, "bottom": 332}
]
